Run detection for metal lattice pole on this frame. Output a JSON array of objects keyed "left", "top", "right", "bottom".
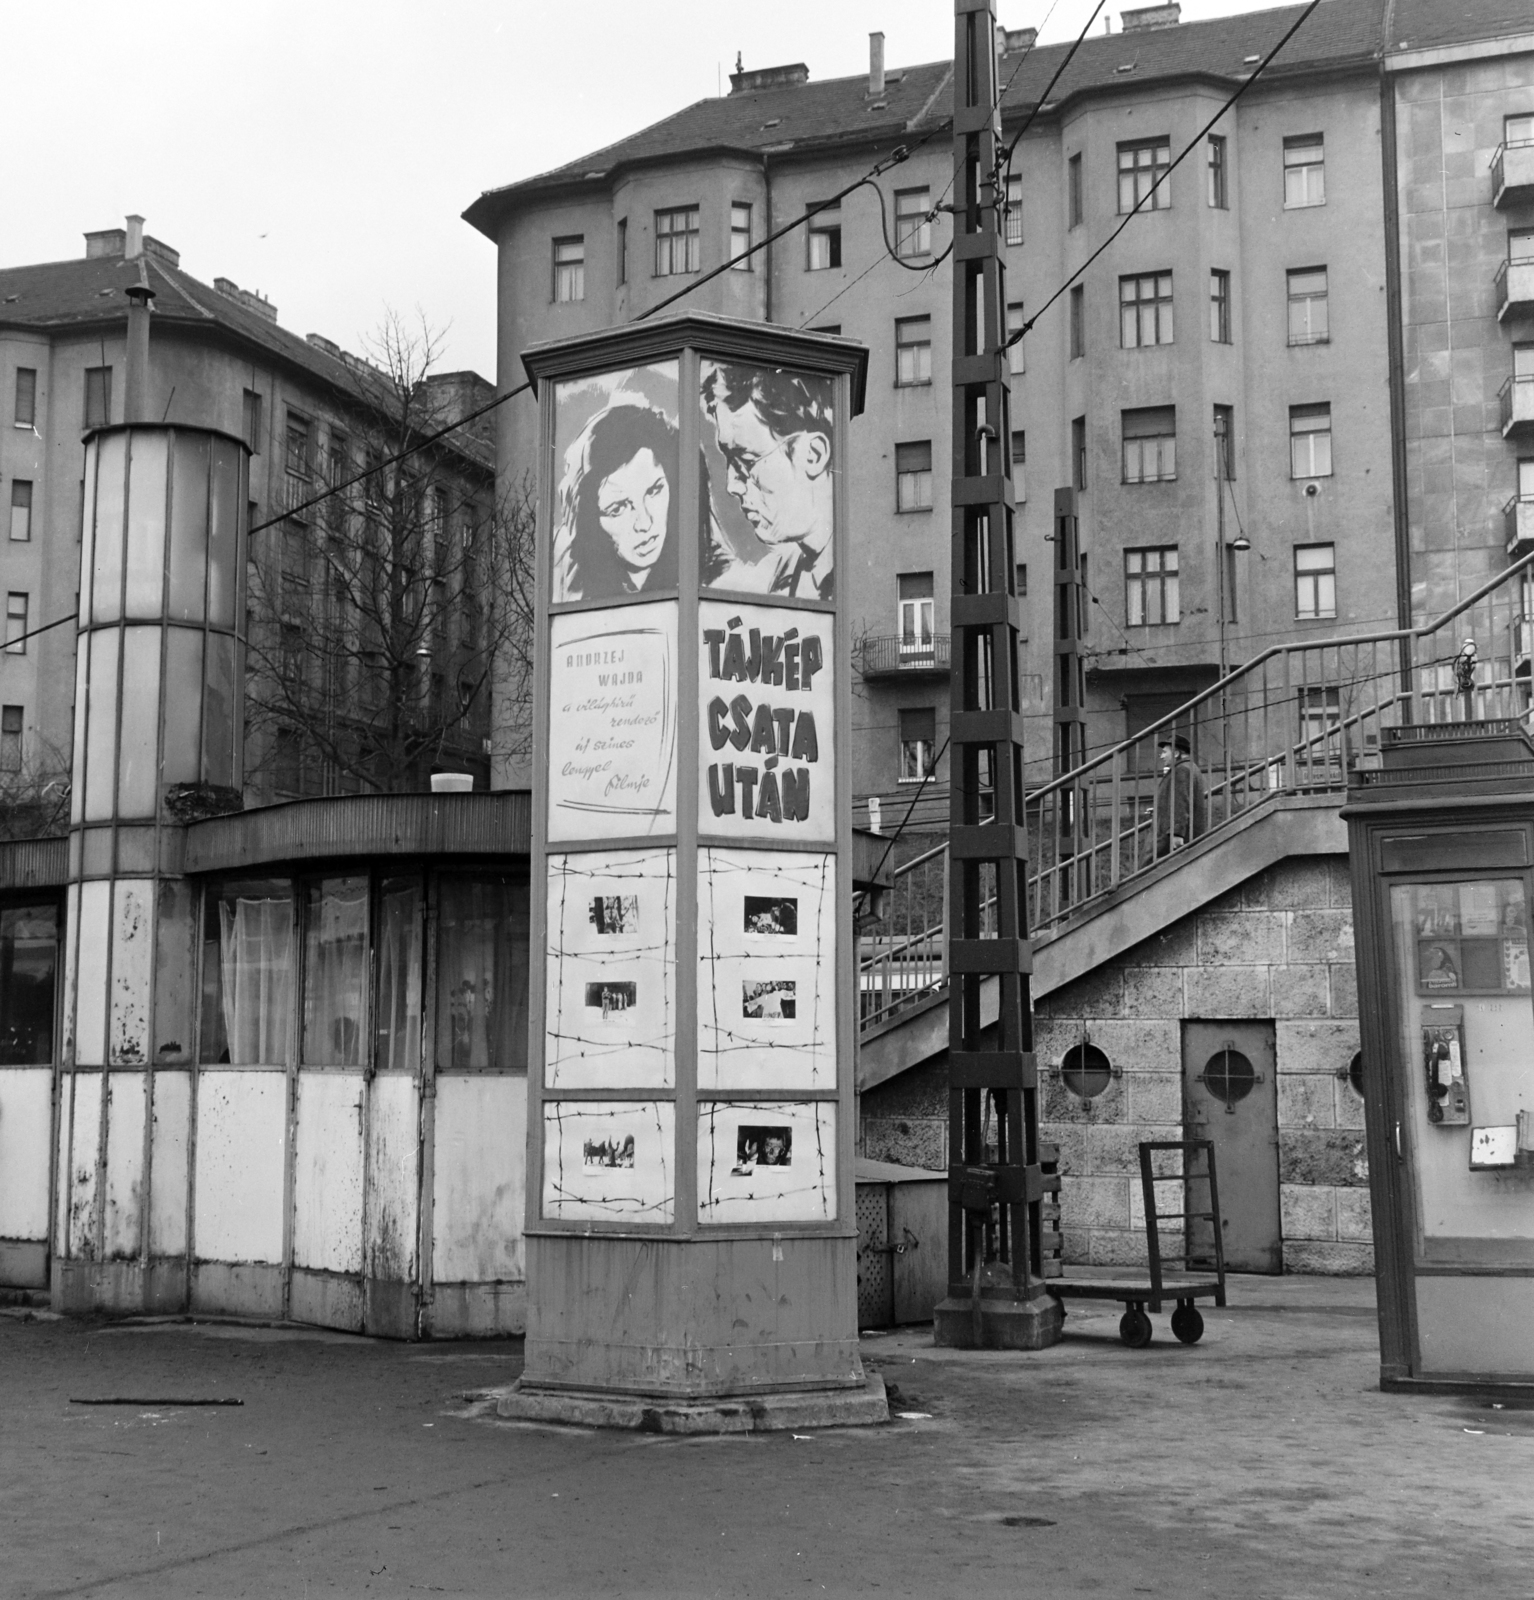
[{"left": 934, "top": 0, "right": 1062, "bottom": 1350}]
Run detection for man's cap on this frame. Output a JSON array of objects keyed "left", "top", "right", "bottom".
[{"left": 1158, "top": 734, "right": 1192, "bottom": 755}]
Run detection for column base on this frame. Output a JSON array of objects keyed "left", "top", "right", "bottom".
[
  {"left": 933, "top": 1285, "right": 1064, "bottom": 1350},
  {"left": 491, "top": 1372, "right": 888, "bottom": 1434}
]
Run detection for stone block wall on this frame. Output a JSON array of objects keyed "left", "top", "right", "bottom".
[{"left": 859, "top": 854, "right": 1374, "bottom": 1275}]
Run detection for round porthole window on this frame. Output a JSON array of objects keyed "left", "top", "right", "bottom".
[
  {"left": 1202, "top": 1047, "right": 1256, "bottom": 1112},
  {"left": 1061, "top": 1042, "right": 1113, "bottom": 1100},
  {"left": 1347, "top": 1051, "right": 1365, "bottom": 1098}
]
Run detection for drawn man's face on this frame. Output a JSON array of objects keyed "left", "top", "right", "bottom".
[
  {"left": 713, "top": 400, "right": 830, "bottom": 549},
  {"left": 597, "top": 447, "right": 669, "bottom": 571}
]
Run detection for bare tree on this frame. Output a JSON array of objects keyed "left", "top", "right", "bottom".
[
  {"left": 0, "top": 734, "right": 71, "bottom": 841},
  {"left": 244, "top": 313, "right": 529, "bottom": 797}
]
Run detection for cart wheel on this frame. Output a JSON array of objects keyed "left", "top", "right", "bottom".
[
  {"left": 1171, "top": 1302, "right": 1204, "bottom": 1345},
  {"left": 1119, "top": 1307, "right": 1153, "bottom": 1348}
]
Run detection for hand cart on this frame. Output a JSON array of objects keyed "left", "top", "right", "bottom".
[{"left": 1048, "top": 1139, "right": 1227, "bottom": 1347}]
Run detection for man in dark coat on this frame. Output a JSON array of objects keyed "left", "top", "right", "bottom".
[{"left": 1155, "top": 734, "right": 1207, "bottom": 857}]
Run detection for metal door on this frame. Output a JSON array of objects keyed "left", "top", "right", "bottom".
[{"left": 1182, "top": 1020, "right": 1280, "bottom": 1273}]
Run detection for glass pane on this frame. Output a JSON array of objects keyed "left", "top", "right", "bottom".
[
  {"left": 70, "top": 645, "right": 89, "bottom": 826},
  {"left": 207, "top": 437, "right": 242, "bottom": 629},
  {"left": 124, "top": 431, "right": 168, "bottom": 618},
  {"left": 168, "top": 432, "right": 210, "bottom": 623},
  {"left": 161, "top": 628, "right": 203, "bottom": 786},
  {"left": 375, "top": 876, "right": 423, "bottom": 1073},
  {"left": 84, "top": 628, "right": 120, "bottom": 822},
  {"left": 202, "top": 880, "right": 293, "bottom": 1065},
  {"left": 116, "top": 627, "right": 162, "bottom": 817},
  {"left": 0, "top": 903, "right": 58, "bottom": 1064},
  {"left": 91, "top": 431, "right": 127, "bottom": 624},
  {"left": 435, "top": 876, "right": 530, "bottom": 1071},
  {"left": 303, "top": 877, "right": 368, "bottom": 1066},
  {"left": 202, "top": 632, "right": 235, "bottom": 787},
  {"left": 79, "top": 440, "right": 99, "bottom": 622},
  {"left": 1390, "top": 880, "right": 1534, "bottom": 1250}
]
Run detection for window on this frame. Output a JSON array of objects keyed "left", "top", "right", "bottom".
[
  {"left": 1214, "top": 405, "right": 1235, "bottom": 481},
  {"left": 1290, "top": 402, "right": 1332, "bottom": 478},
  {"left": 1283, "top": 135, "right": 1325, "bottom": 208},
  {"left": 1520, "top": 458, "right": 1534, "bottom": 501},
  {"left": 1298, "top": 687, "right": 1341, "bottom": 772},
  {"left": 1069, "top": 285, "right": 1084, "bottom": 358},
  {"left": 730, "top": 203, "right": 753, "bottom": 268},
  {"left": 1210, "top": 269, "right": 1231, "bottom": 343},
  {"left": 0, "top": 901, "right": 57, "bottom": 1063},
  {"left": 1068, "top": 153, "right": 1083, "bottom": 228},
  {"left": 10, "top": 481, "right": 32, "bottom": 543},
  {"left": 0, "top": 706, "right": 21, "bottom": 773},
  {"left": 553, "top": 235, "right": 585, "bottom": 302},
  {"left": 1125, "top": 547, "right": 1180, "bottom": 626},
  {"left": 654, "top": 206, "right": 700, "bottom": 276},
  {"left": 895, "top": 316, "right": 932, "bottom": 386},
  {"left": 1118, "top": 138, "right": 1171, "bottom": 213},
  {"left": 1208, "top": 135, "right": 1228, "bottom": 209},
  {"left": 895, "top": 441, "right": 933, "bottom": 511},
  {"left": 617, "top": 218, "right": 627, "bottom": 286},
  {"left": 895, "top": 188, "right": 932, "bottom": 258},
  {"left": 1016, "top": 562, "right": 1028, "bottom": 597},
  {"left": 435, "top": 876, "right": 530, "bottom": 1070},
  {"left": 1122, "top": 406, "right": 1177, "bottom": 483},
  {"left": 13, "top": 368, "right": 36, "bottom": 429},
  {"left": 1287, "top": 267, "right": 1329, "bottom": 344},
  {"left": 285, "top": 411, "right": 312, "bottom": 478},
  {"left": 1120, "top": 272, "right": 1174, "bottom": 347},
  {"left": 1504, "top": 113, "right": 1533, "bottom": 147},
  {"left": 5, "top": 592, "right": 28, "bottom": 653},
  {"left": 898, "top": 707, "right": 936, "bottom": 782},
  {"left": 1079, "top": 553, "right": 1090, "bottom": 634},
  {"left": 1512, "top": 230, "right": 1534, "bottom": 265},
  {"left": 807, "top": 202, "right": 842, "bottom": 270},
  {"left": 898, "top": 572, "right": 935, "bottom": 657},
  {"left": 242, "top": 389, "right": 263, "bottom": 455},
  {"left": 84, "top": 366, "right": 111, "bottom": 429},
  {"left": 1004, "top": 173, "right": 1024, "bottom": 245},
  {"left": 1006, "top": 303, "right": 1026, "bottom": 374},
  {"left": 1072, "top": 416, "right": 1087, "bottom": 490},
  {"left": 1011, "top": 430, "right": 1026, "bottom": 502},
  {"left": 1294, "top": 543, "right": 1336, "bottom": 619}
]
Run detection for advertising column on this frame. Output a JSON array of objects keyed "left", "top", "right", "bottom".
[{"left": 513, "top": 319, "right": 879, "bottom": 1427}]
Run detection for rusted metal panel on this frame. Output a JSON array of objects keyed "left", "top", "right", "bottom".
[
  {"left": 74, "top": 882, "right": 111, "bottom": 1066},
  {"left": 108, "top": 881, "right": 154, "bottom": 1066},
  {"left": 0, "top": 1069, "right": 54, "bottom": 1241},
  {"left": 53, "top": 1073, "right": 72, "bottom": 1256},
  {"left": 192, "top": 1071, "right": 285, "bottom": 1264},
  {"left": 292, "top": 1071, "right": 365, "bottom": 1275},
  {"left": 0, "top": 838, "right": 68, "bottom": 891},
  {"left": 103, "top": 1072, "right": 146, "bottom": 1259},
  {"left": 67, "top": 1072, "right": 102, "bottom": 1258},
  {"left": 149, "top": 1070, "right": 191, "bottom": 1257},
  {"left": 365, "top": 1073, "right": 419, "bottom": 1284},
  {"left": 183, "top": 793, "right": 533, "bottom": 875},
  {"left": 432, "top": 1074, "right": 526, "bottom": 1283}
]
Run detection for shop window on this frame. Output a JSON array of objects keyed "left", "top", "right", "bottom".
[
  {"left": 375, "top": 876, "right": 423, "bottom": 1074},
  {"left": 0, "top": 902, "right": 57, "bottom": 1064},
  {"left": 436, "top": 875, "right": 530, "bottom": 1070},
  {"left": 200, "top": 881, "right": 294, "bottom": 1065},
  {"left": 302, "top": 876, "right": 369, "bottom": 1066}
]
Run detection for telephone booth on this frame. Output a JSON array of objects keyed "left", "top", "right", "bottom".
[{"left": 1346, "top": 721, "right": 1534, "bottom": 1390}]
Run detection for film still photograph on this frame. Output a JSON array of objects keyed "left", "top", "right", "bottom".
[{"left": 731, "top": 1125, "right": 792, "bottom": 1174}]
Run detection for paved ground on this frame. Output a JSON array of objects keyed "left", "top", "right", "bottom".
[{"left": 4, "top": 1273, "right": 1531, "bottom": 1599}]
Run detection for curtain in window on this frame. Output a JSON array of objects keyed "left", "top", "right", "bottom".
[
  {"left": 436, "top": 877, "right": 529, "bottom": 1070},
  {"left": 302, "top": 877, "right": 368, "bottom": 1066},
  {"left": 218, "top": 889, "right": 293, "bottom": 1065},
  {"left": 375, "top": 877, "right": 423, "bottom": 1073}
]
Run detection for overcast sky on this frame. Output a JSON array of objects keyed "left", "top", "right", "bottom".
[{"left": 9, "top": 0, "right": 1291, "bottom": 380}]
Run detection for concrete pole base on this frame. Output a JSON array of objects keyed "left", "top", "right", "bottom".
[
  {"left": 488, "top": 1372, "right": 888, "bottom": 1434},
  {"left": 933, "top": 1287, "right": 1065, "bottom": 1350}
]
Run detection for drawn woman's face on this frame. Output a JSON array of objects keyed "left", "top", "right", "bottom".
[{"left": 597, "top": 447, "right": 670, "bottom": 571}]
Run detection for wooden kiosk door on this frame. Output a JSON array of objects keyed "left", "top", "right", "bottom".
[{"left": 1183, "top": 1020, "right": 1281, "bottom": 1273}]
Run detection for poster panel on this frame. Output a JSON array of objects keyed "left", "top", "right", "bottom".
[
  {"left": 697, "top": 848, "right": 836, "bottom": 1091},
  {"left": 696, "top": 1101, "right": 836, "bottom": 1224},
  {"left": 546, "top": 849, "right": 675, "bottom": 1090},
  {"left": 542, "top": 1100, "right": 674, "bottom": 1223},
  {"left": 698, "top": 599, "right": 834, "bottom": 844},
  {"left": 548, "top": 602, "right": 677, "bottom": 842},
  {"left": 552, "top": 363, "right": 680, "bottom": 604},
  {"left": 698, "top": 359, "right": 835, "bottom": 601}
]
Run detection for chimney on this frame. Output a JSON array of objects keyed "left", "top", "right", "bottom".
[
  {"left": 728, "top": 61, "right": 809, "bottom": 94},
  {"left": 125, "top": 214, "right": 144, "bottom": 260},
  {"left": 869, "top": 32, "right": 885, "bottom": 96},
  {"left": 1003, "top": 27, "right": 1037, "bottom": 52},
  {"left": 1121, "top": 3, "right": 1181, "bottom": 30}
]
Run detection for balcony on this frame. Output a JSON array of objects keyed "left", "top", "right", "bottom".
[
  {"left": 1508, "top": 495, "right": 1534, "bottom": 556},
  {"left": 1501, "top": 374, "right": 1534, "bottom": 439},
  {"left": 1492, "top": 140, "right": 1534, "bottom": 209},
  {"left": 858, "top": 634, "right": 951, "bottom": 679},
  {"left": 1495, "top": 255, "right": 1534, "bottom": 322}
]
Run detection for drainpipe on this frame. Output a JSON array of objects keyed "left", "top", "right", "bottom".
[
  {"left": 1379, "top": 67, "right": 1414, "bottom": 712},
  {"left": 761, "top": 150, "right": 773, "bottom": 324}
]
